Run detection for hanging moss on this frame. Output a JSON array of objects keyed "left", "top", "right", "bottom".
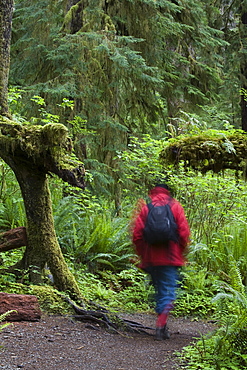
[
  {"left": 160, "top": 130, "right": 247, "bottom": 175},
  {"left": 62, "top": 0, "right": 116, "bottom": 34}
]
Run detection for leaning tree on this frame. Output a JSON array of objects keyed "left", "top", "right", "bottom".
[
  {"left": 0, "top": 0, "right": 85, "bottom": 299},
  {"left": 0, "top": 119, "right": 86, "bottom": 298}
]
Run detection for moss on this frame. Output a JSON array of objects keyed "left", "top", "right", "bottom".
[
  {"left": 41, "top": 123, "right": 68, "bottom": 145},
  {"left": 160, "top": 130, "right": 247, "bottom": 175},
  {"left": 0, "top": 281, "right": 73, "bottom": 314},
  {"left": 62, "top": 2, "right": 81, "bottom": 27},
  {"left": 0, "top": 119, "right": 73, "bottom": 166},
  {"left": 29, "top": 285, "right": 73, "bottom": 314}
]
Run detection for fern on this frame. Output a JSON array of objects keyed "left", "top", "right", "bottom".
[
  {"left": 210, "top": 263, "right": 247, "bottom": 366},
  {"left": 0, "top": 310, "right": 15, "bottom": 348},
  {"left": 53, "top": 196, "right": 134, "bottom": 271}
]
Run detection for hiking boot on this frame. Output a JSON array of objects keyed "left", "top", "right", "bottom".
[
  {"left": 163, "top": 324, "right": 170, "bottom": 339},
  {"left": 155, "top": 325, "right": 170, "bottom": 340}
]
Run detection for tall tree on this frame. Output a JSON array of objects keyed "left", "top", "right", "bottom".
[
  {"left": 208, "top": 0, "right": 247, "bottom": 130},
  {"left": 0, "top": 0, "right": 84, "bottom": 298},
  {"left": 0, "top": 0, "right": 13, "bottom": 117},
  {"left": 9, "top": 0, "right": 228, "bottom": 201},
  {"left": 240, "top": 2, "right": 247, "bottom": 130}
]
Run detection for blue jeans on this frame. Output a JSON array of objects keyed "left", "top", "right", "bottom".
[{"left": 146, "top": 265, "right": 179, "bottom": 314}]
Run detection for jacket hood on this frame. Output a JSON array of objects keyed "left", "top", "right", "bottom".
[{"left": 148, "top": 186, "right": 170, "bottom": 198}]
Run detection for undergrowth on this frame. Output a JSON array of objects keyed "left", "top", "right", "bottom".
[{"left": 0, "top": 265, "right": 216, "bottom": 317}]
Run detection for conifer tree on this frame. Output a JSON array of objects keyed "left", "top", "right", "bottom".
[
  {"left": 0, "top": 0, "right": 13, "bottom": 117},
  {"left": 207, "top": 0, "right": 247, "bottom": 130},
  {"left": 239, "top": 2, "right": 247, "bottom": 130},
  {"left": 9, "top": 0, "right": 230, "bottom": 199}
]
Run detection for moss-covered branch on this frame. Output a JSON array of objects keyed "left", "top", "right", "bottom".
[
  {"left": 160, "top": 130, "right": 247, "bottom": 175},
  {"left": 0, "top": 118, "right": 85, "bottom": 188},
  {"left": 0, "top": 117, "right": 84, "bottom": 298}
]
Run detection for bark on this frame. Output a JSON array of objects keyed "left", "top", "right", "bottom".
[
  {"left": 0, "top": 120, "right": 84, "bottom": 299},
  {"left": 240, "top": 4, "right": 247, "bottom": 131},
  {"left": 0, "top": 0, "right": 13, "bottom": 117},
  {"left": 4, "top": 158, "right": 81, "bottom": 298},
  {"left": 0, "top": 227, "right": 27, "bottom": 252}
]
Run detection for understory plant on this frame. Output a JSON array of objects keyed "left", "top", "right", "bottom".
[
  {"left": 171, "top": 171, "right": 247, "bottom": 246},
  {"left": 0, "top": 310, "right": 15, "bottom": 349},
  {"left": 54, "top": 195, "right": 134, "bottom": 272},
  {"left": 174, "top": 264, "right": 217, "bottom": 318},
  {"left": 178, "top": 257, "right": 247, "bottom": 369},
  {"left": 73, "top": 266, "right": 154, "bottom": 312},
  {"left": 0, "top": 311, "right": 14, "bottom": 332}
]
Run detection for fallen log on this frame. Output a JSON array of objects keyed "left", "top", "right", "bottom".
[
  {"left": 0, "top": 292, "right": 41, "bottom": 321},
  {"left": 0, "top": 227, "right": 27, "bottom": 252}
]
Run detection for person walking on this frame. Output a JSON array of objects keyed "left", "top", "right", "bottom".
[{"left": 132, "top": 183, "right": 190, "bottom": 340}]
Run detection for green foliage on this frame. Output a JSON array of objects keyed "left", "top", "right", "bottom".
[
  {"left": 0, "top": 311, "right": 15, "bottom": 349},
  {"left": 54, "top": 195, "right": 134, "bottom": 272},
  {"left": 10, "top": 0, "right": 233, "bottom": 200},
  {"left": 30, "top": 95, "right": 60, "bottom": 125},
  {"left": 116, "top": 134, "right": 165, "bottom": 194},
  {"left": 74, "top": 266, "right": 154, "bottom": 312},
  {"left": 178, "top": 259, "right": 247, "bottom": 369},
  {"left": 0, "top": 160, "right": 26, "bottom": 231},
  {"left": 174, "top": 266, "right": 217, "bottom": 318},
  {"left": 169, "top": 171, "right": 247, "bottom": 245}
]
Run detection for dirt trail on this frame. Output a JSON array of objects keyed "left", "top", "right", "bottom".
[{"left": 0, "top": 313, "right": 215, "bottom": 370}]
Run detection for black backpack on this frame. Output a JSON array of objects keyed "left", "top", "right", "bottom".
[{"left": 143, "top": 201, "right": 178, "bottom": 245}]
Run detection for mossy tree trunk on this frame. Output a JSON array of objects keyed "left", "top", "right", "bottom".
[
  {"left": 14, "top": 166, "right": 81, "bottom": 298},
  {"left": 0, "top": 121, "right": 84, "bottom": 299},
  {"left": 0, "top": 2, "right": 82, "bottom": 299},
  {"left": 0, "top": 0, "right": 13, "bottom": 117},
  {"left": 240, "top": 4, "right": 247, "bottom": 131}
]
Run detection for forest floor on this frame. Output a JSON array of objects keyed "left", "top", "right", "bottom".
[{"left": 0, "top": 313, "right": 216, "bottom": 370}]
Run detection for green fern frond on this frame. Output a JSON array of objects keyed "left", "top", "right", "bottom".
[
  {"left": 228, "top": 254, "right": 245, "bottom": 295},
  {"left": 0, "top": 310, "right": 16, "bottom": 334}
]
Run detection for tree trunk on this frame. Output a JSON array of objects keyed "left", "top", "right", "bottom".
[
  {"left": 240, "top": 4, "right": 247, "bottom": 131},
  {"left": 0, "top": 122, "right": 83, "bottom": 299},
  {"left": 0, "top": 0, "right": 13, "bottom": 117},
  {"left": 12, "top": 163, "right": 81, "bottom": 298},
  {"left": 0, "top": 1, "right": 83, "bottom": 299}
]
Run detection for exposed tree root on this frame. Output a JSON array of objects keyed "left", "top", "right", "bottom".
[{"left": 63, "top": 296, "right": 154, "bottom": 336}]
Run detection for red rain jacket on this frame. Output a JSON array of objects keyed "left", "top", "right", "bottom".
[{"left": 132, "top": 186, "right": 190, "bottom": 269}]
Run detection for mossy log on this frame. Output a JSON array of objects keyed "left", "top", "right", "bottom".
[
  {"left": 0, "top": 227, "right": 27, "bottom": 252},
  {"left": 0, "top": 117, "right": 85, "bottom": 299},
  {"left": 160, "top": 130, "right": 247, "bottom": 175}
]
